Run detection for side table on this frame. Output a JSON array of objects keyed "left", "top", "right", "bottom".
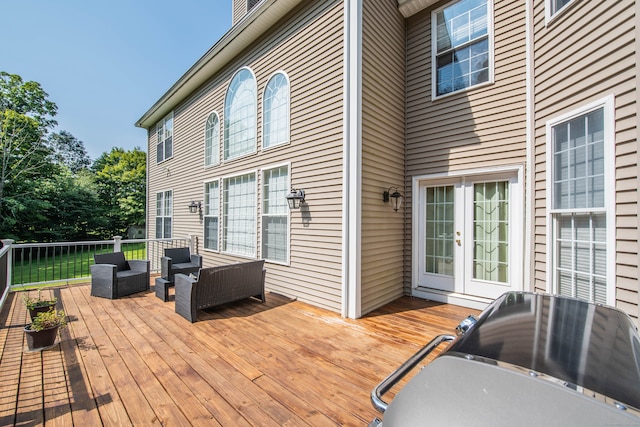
[{"left": 155, "top": 277, "right": 173, "bottom": 302}]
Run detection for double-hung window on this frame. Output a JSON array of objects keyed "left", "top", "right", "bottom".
[
  {"left": 262, "top": 165, "right": 289, "bottom": 263},
  {"left": 156, "top": 112, "right": 173, "bottom": 163},
  {"left": 224, "top": 68, "right": 256, "bottom": 160},
  {"left": 263, "top": 72, "right": 290, "bottom": 149},
  {"left": 222, "top": 172, "right": 256, "bottom": 256},
  {"left": 432, "top": 0, "right": 492, "bottom": 98},
  {"left": 204, "top": 181, "right": 219, "bottom": 251},
  {"left": 205, "top": 112, "right": 220, "bottom": 167},
  {"left": 548, "top": 97, "right": 613, "bottom": 305},
  {"left": 156, "top": 190, "right": 172, "bottom": 238}
]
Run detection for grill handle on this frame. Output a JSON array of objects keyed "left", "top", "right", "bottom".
[{"left": 370, "top": 334, "right": 456, "bottom": 413}]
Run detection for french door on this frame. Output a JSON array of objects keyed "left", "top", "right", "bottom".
[{"left": 415, "top": 171, "right": 522, "bottom": 300}]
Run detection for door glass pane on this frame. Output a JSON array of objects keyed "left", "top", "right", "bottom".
[
  {"left": 473, "top": 181, "right": 509, "bottom": 283},
  {"left": 425, "top": 186, "right": 454, "bottom": 276}
]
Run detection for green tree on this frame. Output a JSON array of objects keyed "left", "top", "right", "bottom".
[
  {"left": 93, "top": 147, "right": 146, "bottom": 237},
  {"left": 0, "top": 72, "right": 57, "bottom": 128},
  {"left": 37, "top": 170, "right": 106, "bottom": 241},
  {"left": 48, "top": 130, "right": 91, "bottom": 173},
  {"left": 0, "top": 72, "right": 58, "bottom": 237},
  {"left": 7, "top": 169, "right": 101, "bottom": 242}
]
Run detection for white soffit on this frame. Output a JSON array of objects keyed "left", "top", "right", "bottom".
[
  {"left": 397, "top": 0, "right": 439, "bottom": 18},
  {"left": 136, "top": 0, "right": 304, "bottom": 129}
]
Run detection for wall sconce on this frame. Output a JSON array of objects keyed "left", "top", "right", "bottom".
[
  {"left": 188, "top": 200, "right": 203, "bottom": 220},
  {"left": 286, "top": 188, "right": 305, "bottom": 209},
  {"left": 383, "top": 187, "right": 403, "bottom": 212}
]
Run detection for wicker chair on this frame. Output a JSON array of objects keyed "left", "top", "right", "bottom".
[
  {"left": 160, "top": 247, "right": 203, "bottom": 282},
  {"left": 90, "top": 252, "right": 150, "bottom": 299},
  {"left": 175, "top": 260, "right": 266, "bottom": 322}
]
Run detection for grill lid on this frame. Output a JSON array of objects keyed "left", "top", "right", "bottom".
[{"left": 446, "top": 292, "right": 640, "bottom": 411}]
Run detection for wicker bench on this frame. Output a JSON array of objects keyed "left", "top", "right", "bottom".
[{"left": 174, "top": 260, "right": 266, "bottom": 322}]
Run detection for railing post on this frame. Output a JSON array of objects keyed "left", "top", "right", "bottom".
[
  {"left": 0, "top": 239, "right": 14, "bottom": 311},
  {"left": 189, "top": 235, "right": 196, "bottom": 253},
  {"left": 2, "top": 239, "right": 14, "bottom": 288},
  {"left": 113, "top": 236, "right": 122, "bottom": 252}
]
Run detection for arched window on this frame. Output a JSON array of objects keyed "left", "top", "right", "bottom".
[
  {"left": 263, "top": 72, "right": 290, "bottom": 149},
  {"left": 204, "top": 112, "right": 220, "bottom": 167},
  {"left": 224, "top": 68, "right": 256, "bottom": 160}
]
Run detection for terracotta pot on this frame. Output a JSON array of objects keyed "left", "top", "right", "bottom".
[{"left": 24, "top": 324, "right": 60, "bottom": 351}]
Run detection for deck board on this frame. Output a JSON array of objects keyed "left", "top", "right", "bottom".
[{"left": 0, "top": 280, "right": 479, "bottom": 426}]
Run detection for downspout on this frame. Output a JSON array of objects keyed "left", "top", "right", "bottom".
[
  {"left": 146, "top": 128, "right": 151, "bottom": 255},
  {"left": 524, "top": 0, "right": 534, "bottom": 292},
  {"left": 342, "top": 0, "right": 363, "bottom": 318}
]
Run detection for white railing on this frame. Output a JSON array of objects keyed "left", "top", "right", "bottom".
[
  {"left": 0, "top": 240, "right": 11, "bottom": 310},
  {"left": 8, "top": 236, "right": 198, "bottom": 289}
]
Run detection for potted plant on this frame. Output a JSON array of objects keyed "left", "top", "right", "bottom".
[
  {"left": 24, "top": 308, "right": 66, "bottom": 351},
  {"left": 23, "top": 289, "right": 57, "bottom": 320}
]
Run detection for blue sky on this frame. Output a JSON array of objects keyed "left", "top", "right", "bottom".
[{"left": 1, "top": 0, "right": 233, "bottom": 161}]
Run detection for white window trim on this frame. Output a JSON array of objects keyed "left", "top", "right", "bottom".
[
  {"left": 262, "top": 71, "right": 291, "bottom": 151},
  {"left": 431, "top": 0, "right": 495, "bottom": 100},
  {"left": 156, "top": 112, "right": 174, "bottom": 164},
  {"left": 203, "top": 179, "right": 221, "bottom": 253},
  {"left": 204, "top": 111, "right": 221, "bottom": 168},
  {"left": 545, "top": 95, "right": 616, "bottom": 306},
  {"left": 221, "top": 169, "right": 258, "bottom": 259},
  {"left": 260, "top": 162, "right": 291, "bottom": 265},
  {"left": 544, "top": 0, "right": 576, "bottom": 25},
  {"left": 223, "top": 67, "right": 258, "bottom": 162},
  {"left": 155, "top": 189, "right": 173, "bottom": 239}
]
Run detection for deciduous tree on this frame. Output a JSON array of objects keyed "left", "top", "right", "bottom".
[
  {"left": 93, "top": 147, "right": 146, "bottom": 236},
  {"left": 0, "top": 72, "right": 58, "bottom": 230},
  {"left": 48, "top": 130, "right": 91, "bottom": 173}
]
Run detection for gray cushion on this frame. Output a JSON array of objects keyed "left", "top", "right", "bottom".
[
  {"left": 116, "top": 269, "right": 146, "bottom": 279},
  {"left": 95, "top": 252, "right": 129, "bottom": 271},
  {"left": 164, "top": 247, "right": 190, "bottom": 264}
]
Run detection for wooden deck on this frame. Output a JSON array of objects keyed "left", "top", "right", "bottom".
[{"left": 0, "top": 280, "right": 479, "bottom": 426}]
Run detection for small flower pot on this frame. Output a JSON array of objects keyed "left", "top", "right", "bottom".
[
  {"left": 28, "top": 303, "right": 57, "bottom": 321},
  {"left": 24, "top": 324, "right": 60, "bottom": 351}
]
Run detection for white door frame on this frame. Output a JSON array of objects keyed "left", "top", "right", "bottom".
[{"left": 412, "top": 165, "right": 525, "bottom": 310}]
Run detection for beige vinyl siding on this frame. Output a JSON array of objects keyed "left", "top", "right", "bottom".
[
  {"left": 360, "top": 0, "right": 406, "bottom": 314},
  {"left": 232, "top": 0, "right": 247, "bottom": 25},
  {"left": 406, "top": 0, "right": 527, "bottom": 174},
  {"left": 146, "top": 0, "right": 345, "bottom": 313},
  {"left": 531, "top": 0, "right": 638, "bottom": 322},
  {"left": 405, "top": 0, "right": 528, "bottom": 292}
]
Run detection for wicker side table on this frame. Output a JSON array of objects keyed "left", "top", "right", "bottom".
[{"left": 155, "top": 277, "right": 173, "bottom": 302}]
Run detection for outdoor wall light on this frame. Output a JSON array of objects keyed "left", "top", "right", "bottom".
[
  {"left": 188, "top": 201, "right": 203, "bottom": 220},
  {"left": 286, "top": 188, "right": 305, "bottom": 209},
  {"left": 383, "top": 187, "right": 403, "bottom": 212}
]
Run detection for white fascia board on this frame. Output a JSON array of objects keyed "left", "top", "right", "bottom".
[{"left": 136, "top": 0, "right": 304, "bottom": 129}]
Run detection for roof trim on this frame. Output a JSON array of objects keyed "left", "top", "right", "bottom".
[
  {"left": 397, "top": 0, "right": 439, "bottom": 18},
  {"left": 135, "top": 0, "right": 304, "bottom": 129}
]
